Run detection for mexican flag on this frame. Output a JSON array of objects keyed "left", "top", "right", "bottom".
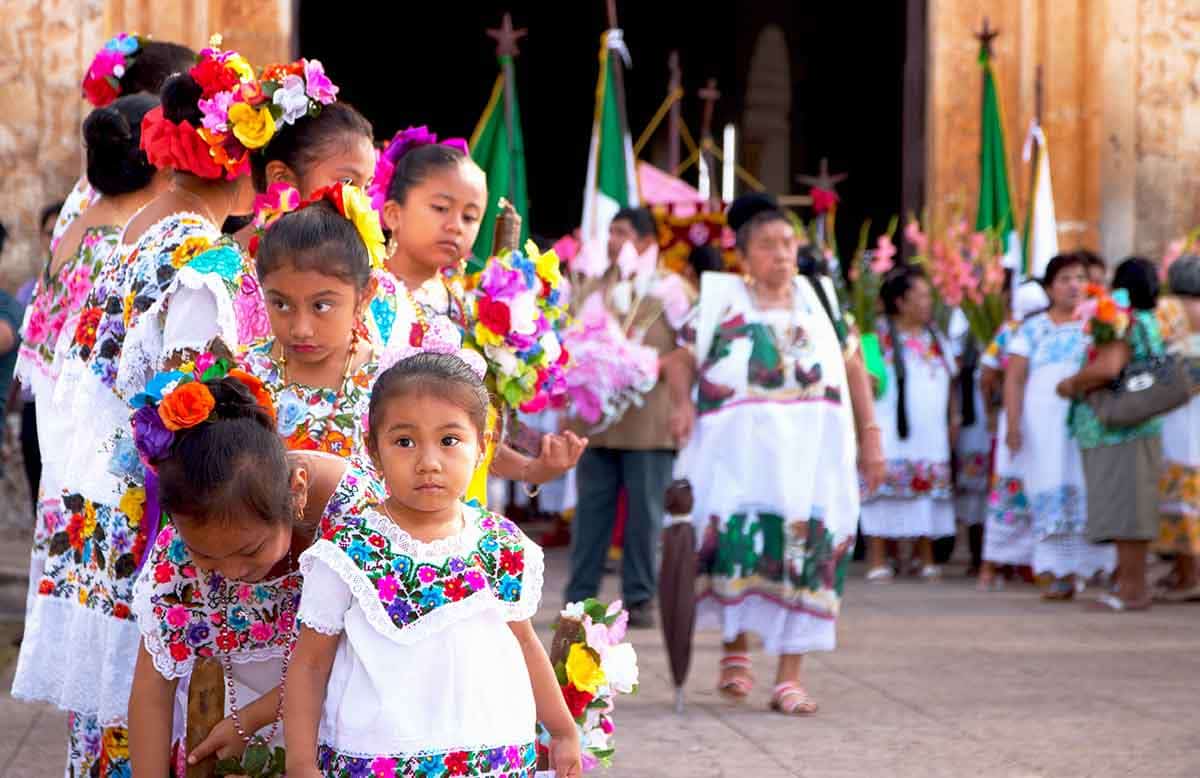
[
  {"left": 1022, "top": 120, "right": 1059, "bottom": 279},
  {"left": 580, "top": 31, "right": 639, "bottom": 245},
  {"left": 470, "top": 55, "right": 529, "bottom": 257},
  {"left": 975, "top": 45, "right": 1022, "bottom": 273}
]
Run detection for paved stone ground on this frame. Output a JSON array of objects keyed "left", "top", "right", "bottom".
[{"left": 0, "top": 532, "right": 1197, "bottom": 777}]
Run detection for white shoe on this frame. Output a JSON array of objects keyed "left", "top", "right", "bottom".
[
  {"left": 866, "top": 566, "right": 895, "bottom": 583},
  {"left": 920, "top": 565, "right": 942, "bottom": 581}
]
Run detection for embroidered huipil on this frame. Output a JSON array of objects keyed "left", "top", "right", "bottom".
[
  {"left": 240, "top": 339, "right": 380, "bottom": 458},
  {"left": 677, "top": 274, "right": 859, "bottom": 655},
  {"left": 981, "top": 321, "right": 1034, "bottom": 566},
  {"left": 297, "top": 459, "right": 544, "bottom": 777}
]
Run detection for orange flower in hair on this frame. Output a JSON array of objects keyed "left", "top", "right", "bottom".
[
  {"left": 158, "top": 382, "right": 216, "bottom": 431},
  {"left": 228, "top": 368, "right": 276, "bottom": 423}
]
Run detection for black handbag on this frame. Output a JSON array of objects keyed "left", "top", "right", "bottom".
[{"left": 1085, "top": 317, "right": 1192, "bottom": 428}]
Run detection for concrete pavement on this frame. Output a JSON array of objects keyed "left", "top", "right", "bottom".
[{"left": 0, "top": 531, "right": 1196, "bottom": 777}]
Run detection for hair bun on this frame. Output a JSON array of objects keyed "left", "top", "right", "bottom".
[
  {"left": 160, "top": 72, "right": 204, "bottom": 125},
  {"left": 82, "top": 105, "right": 132, "bottom": 151}
]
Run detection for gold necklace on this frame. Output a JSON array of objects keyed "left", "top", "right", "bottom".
[{"left": 276, "top": 334, "right": 360, "bottom": 445}]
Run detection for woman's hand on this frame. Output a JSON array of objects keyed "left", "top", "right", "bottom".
[
  {"left": 1006, "top": 425, "right": 1022, "bottom": 453},
  {"left": 549, "top": 731, "right": 583, "bottom": 778},
  {"left": 669, "top": 396, "right": 696, "bottom": 446},
  {"left": 524, "top": 431, "right": 588, "bottom": 484},
  {"left": 1055, "top": 377, "right": 1075, "bottom": 398},
  {"left": 858, "top": 428, "right": 886, "bottom": 493}
]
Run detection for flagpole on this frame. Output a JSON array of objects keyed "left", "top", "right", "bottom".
[
  {"left": 606, "top": 0, "right": 634, "bottom": 185},
  {"left": 667, "top": 51, "right": 681, "bottom": 174},
  {"left": 487, "top": 13, "right": 527, "bottom": 207}
]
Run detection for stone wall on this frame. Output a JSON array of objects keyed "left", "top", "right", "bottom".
[
  {"left": 0, "top": 0, "right": 291, "bottom": 290},
  {"left": 927, "top": 0, "right": 1200, "bottom": 265}
]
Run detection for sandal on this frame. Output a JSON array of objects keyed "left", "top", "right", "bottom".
[
  {"left": 1087, "top": 592, "right": 1151, "bottom": 612},
  {"left": 920, "top": 565, "right": 942, "bottom": 581},
  {"left": 1153, "top": 583, "right": 1200, "bottom": 603},
  {"left": 1041, "top": 579, "right": 1075, "bottom": 601},
  {"left": 717, "top": 654, "right": 754, "bottom": 700},
  {"left": 769, "top": 682, "right": 818, "bottom": 716}
]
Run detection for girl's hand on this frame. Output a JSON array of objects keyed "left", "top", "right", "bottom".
[
  {"left": 1055, "top": 377, "right": 1074, "bottom": 398},
  {"left": 549, "top": 732, "right": 583, "bottom": 778},
  {"left": 858, "top": 428, "right": 886, "bottom": 493},
  {"left": 186, "top": 716, "right": 248, "bottom": 766},
  {"left": 525, "top": 431, "right": 588, "bottom": 484},
  {"left": 1006, "top": 426, "right": 1022, "bottom": 454}
]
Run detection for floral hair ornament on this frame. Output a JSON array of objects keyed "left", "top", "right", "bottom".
[
  {"left": 141, "top": 36, "right": 260, "bottom": 180},
  {"left": 368, "top": 126, "right": 470, "bottom": 216},
  {"left": 82, "top": 33, "right": 142, "bottom": 107},
  {"left": 250, "top": 182, "right": 387, "bottom": 269},
  {"left": 129, "top": 348, "right": 277, "bottom": 466}
]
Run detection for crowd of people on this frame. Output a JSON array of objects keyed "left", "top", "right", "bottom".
[{"left": 0, "top": 29, "right": 1195, "bottom": 778}]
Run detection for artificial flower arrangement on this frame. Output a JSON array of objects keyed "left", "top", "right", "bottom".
[
  {"left": 247, "top": 181, "right": 385, "bottom": 268},
  {"left": 1077, "top": 282, "right": 1132, "bottom": 347},
  {"left": 538, "top": 599, "right": 639, "bottom": 772},
  {"left": 82, "top": 32, "right": 141, "bottom": 107},
  {"left": 458, "top": 241, "right": 571, "bottom": 413},
  {"left": 552, "top": 237, "right": 668, "bottom": 432},
  {"left": 1162, "top": 227, "right": 1200, "bottom": 285},
  {"left": 905, "top": 215, "right": 1007, "bottom": 345}
]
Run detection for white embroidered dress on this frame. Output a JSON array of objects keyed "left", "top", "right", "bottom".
[{"left": 297, "top": 462, "right": 543, "bottom": 777}]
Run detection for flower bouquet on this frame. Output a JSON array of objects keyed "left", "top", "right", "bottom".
[
  {"left": 846, "top": 218, "right": 899, "bottom": 397},
  {"left": 1078, "top": 283, "right": 1132, "bottom": 348},
  {"left": 560, "top": 292, "right": 659, "bottom": 432},
  {"left": 459, "top": 242, "right": 571, "bottom": 414},
  {"left": 906, "top": 216, "right": 1007, "bottom": 345},
  {"left": 538, "top": 599, "right": 639, "bottom": 772}
]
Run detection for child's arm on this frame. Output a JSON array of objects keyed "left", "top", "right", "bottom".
[
  {"left": 184, "top": 684, "right": 283, "bottom": 767},
  {"left": 284, "top": 626, "right": 340, "bottom": 777},
  {"left": 128, "top": 643, "right": 180, "bottom": 777},
  {"left": 508, "top": 619, "right": 582, "bottom": 778}
]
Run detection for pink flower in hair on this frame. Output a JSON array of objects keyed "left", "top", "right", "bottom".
[
  {"left": 369, "top": 126, "right": 470, "bottom": 216},
  {"left": 199, "top": 91, "right": 234, "bottom": 133},
  {"left": 303, "top": 59, "right": 338, "bottom": 104},
  {"left": 252, "top": 182, "right": 302, "bottom": 229}
]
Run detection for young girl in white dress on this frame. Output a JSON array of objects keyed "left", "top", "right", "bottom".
[{"left": 285, "top": 351, "right": 581, "bottom": 778}]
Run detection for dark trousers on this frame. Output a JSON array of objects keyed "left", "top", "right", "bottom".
[
  {"left": 565, "top": 447, "right": 674, "bottom": 607},
  {"left": 20, "top": 400, "right": 39, "bottom": 517}
]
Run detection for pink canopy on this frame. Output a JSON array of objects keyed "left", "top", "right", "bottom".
[{"left": 637, "top": 161, "right": 704, "bottom": 215}]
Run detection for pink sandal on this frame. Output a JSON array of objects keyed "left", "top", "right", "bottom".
[
  {"left": 769, "top": 681, "right": 818, "bottom": 716},
  {"left": 717, "top": 654, "right": 754, "bottom": 700}
]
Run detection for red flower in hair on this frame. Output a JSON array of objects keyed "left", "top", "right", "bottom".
[
  {"left": 141, "top": 107, "right": 224, "bottom": 179},
  {"left": 190, "top": 59, "right": 239, "bottom": 98},
  {"left": 228, "top": 368, "right": 277, "bottom": 423},
  {"left": 83, "top": 76, "right": 120, "bottom": 108}
]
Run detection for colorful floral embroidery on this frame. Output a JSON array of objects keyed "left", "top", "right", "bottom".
[
  {"left": 317, "top": 741, "right": 536, "bottom": 778},
  {"left": 955, "top": 450, "right": 990, "bottom": 494},
  {"left": 36, "top": 491, "right": 145, "bottom": 620},
  {"left": 240, "top": 338, "right": 379, "bottom": 457},
  {"left": 18, "top": 227, "right": 118, "bottom": 381},
  {"left": 141, "top": 524, "right": 300, "bottom": 669},
  {"left": 322, "top": 505, "right": 527, "bottom": 631},
  {"left": 868, "top": 459, "right": 953, "bottom": 500},
  {"left": 987, "top": 476, "right": 1030, "bottom": 525},
  {"left": 1029, "top": 484, "right": 1086, "bottom": 539},
  {"left": 67, "top": 712, "right": 130, "bottom": 778},
  {"left": 50, "top": 179, "right": 96, "bottom": 253}
]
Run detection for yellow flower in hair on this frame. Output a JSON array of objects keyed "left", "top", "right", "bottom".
[
  {"left": 228, "top": 102, "right": 276, "bottom": 150},
  {"left": 225, "top": 54, "right": 255, "bottom": 83},
  {"left": 565, "top": 643, "right": 606, "bottom": 694},
  {"left": 339, "top": 184, "right": 388, "bottom": 269}
]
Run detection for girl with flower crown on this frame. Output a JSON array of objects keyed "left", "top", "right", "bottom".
[
  {"left": 124, "top": 354, "right": 368, "bottom": 773},
  {"left": 9, "top": 92, "right": 170, "bottom": 777},
  {"left": 367, "top": 128, "right": 585, "bottom": 506},
  {"left": 239, "top": 183, "right": 394, "bottom": 458},
  {"left": 50, "top": 35, "right": 196, "bottom": 253}
]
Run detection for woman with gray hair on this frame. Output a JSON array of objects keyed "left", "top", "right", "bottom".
[{"left": 1153, "top": 255, "right": 1200, "bottom": 601}]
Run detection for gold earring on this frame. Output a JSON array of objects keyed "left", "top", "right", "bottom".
[{"left": 386, "top": 236, "right": 399, "bottom": 258}]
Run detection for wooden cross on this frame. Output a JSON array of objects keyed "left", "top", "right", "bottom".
[
  {"left": 975, "top": 16, "right": 999, "bottom": 55},
  {"left": 487, "top": 12, "right": 527, "bottom": 57},
  {"left": 667, "top": 51, "right": 682, "bottom": 172},
  {"left": 698, "top": 78, "right": 720, "bottom": 141},
  {"left": 796, "top": 157, "right": 848, "bottom": 193}
]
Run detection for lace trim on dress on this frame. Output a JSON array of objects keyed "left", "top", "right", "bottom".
[
  {"left": 115, "top": 264, "right": 241, "bottom": 399},
  {"left": 298, "top": 542, "right": 510, "bottom": 647},
  {"left": 297, "top": 615, "right": 343, "bottom": 636}
]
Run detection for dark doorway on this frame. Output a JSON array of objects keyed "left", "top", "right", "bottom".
[{"left": 299, "top": 1, "right": 918, "bottom": 249}]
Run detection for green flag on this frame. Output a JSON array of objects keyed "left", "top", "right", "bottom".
[
  {"left": 975, "top": 46, "right": 1021, "bottom": 271},
  {"left": 581, "top": 31, "right": 639, "bottom": 244},
  {"left": 470, "top": 55, "right": 528, "bottom": 257}
]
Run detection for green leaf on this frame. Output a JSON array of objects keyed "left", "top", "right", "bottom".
[
  {"left": 554, "top": 661, "right": 568, "bottom": 686},
  {"left": 243, "top": 744, "right": 270, "bottom": 774},
  {"left": 214, "top": 757, "right": 244, "bottom": 776}
]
